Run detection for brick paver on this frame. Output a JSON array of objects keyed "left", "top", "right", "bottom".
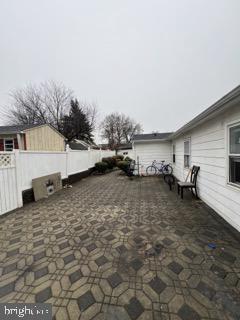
[{"left": 0, "top": 171, "right": 240, "bottom": 320}]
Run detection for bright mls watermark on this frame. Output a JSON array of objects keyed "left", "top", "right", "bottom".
[{"left": 0, "top": 304, "right": 52, "bottom": 320}]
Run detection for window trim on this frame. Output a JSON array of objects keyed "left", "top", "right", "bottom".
[
  {"left": 4, "top": 138, "right": 14, "bottom": 152},
  {"left": 227, "top": 121, "right": 240, "bottom": 189},
  {"left": 184, "top": 138, "right": 191, "bottom": 168}
]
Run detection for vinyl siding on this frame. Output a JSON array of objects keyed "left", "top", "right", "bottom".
[
  {"left": 25, "top": 125, "right": 65, "bottom": 151},
  {"left": 134, "top": 141, "right": 172, "bottom": 171},
  {"left": 172, "top": 104, "right": 240, "bottom": 232}
]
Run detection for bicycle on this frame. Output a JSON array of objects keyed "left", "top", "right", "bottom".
[{"left": 146, "top": 160, "right": 173, "bottom": 176}]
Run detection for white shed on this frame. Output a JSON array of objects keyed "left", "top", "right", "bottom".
[{"left": 133, "top": 133, "right": 173, "bottom": 174}]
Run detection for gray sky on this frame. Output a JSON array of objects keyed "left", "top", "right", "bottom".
[{"left": 0, "top": 0, "right": 240, "bottom": 138}]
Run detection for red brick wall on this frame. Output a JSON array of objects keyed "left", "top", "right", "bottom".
[
  {"left": 0, "top": 139, "right": 4, "bottom": 151},
  {"left": 23, "top": 134, "right": 27, "bottom": 150},
  {"left": 14, "top": 138, "right": 19, "bottom": 149}
]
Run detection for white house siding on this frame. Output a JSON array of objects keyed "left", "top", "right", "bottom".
[
  {"left": 172, "top": 104, "right": 240, "bottom": 232},
  {"left": 134, "top": 141, "right": 172, "bottom": 172}
]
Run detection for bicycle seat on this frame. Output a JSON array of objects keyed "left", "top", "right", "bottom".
[{"left": 160, "top": 160, "right": 165, "bottom": 163}]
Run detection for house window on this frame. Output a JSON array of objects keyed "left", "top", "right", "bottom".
[
  {"left": 229, "top": 123, "right": 240, "bottom": 186},
  {"left": 184, "top": 139, "right": 190, "bottom": 168},
  {"left": 172, "top": 144, "right": 176, "bottom": 163},
  {"left": 4, "top": 139, "right": 14, "bottom": 151}
]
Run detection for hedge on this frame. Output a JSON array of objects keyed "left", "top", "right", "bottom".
[{"left": 95, "top": 162, "right": 108, "bottom": 173}]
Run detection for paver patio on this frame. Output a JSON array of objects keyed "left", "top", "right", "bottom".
[{"left": 0, "top": 171, "right": 240, "bottom": 320}]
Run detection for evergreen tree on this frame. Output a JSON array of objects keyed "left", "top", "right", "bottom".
[{"left": 61, "top": 99, "right": 93, "bottom": 142}]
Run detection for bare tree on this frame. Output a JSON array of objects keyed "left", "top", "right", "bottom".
[
  {"left": 41, "top": 81, "right": 73, "bottom": 130},
  {"left": 122, "top": 117, "right": 142, "bottom": 143},
  {"left": 101, "top": 112, "right": 142, "bottom": 151},
  {"left": 79, "top": 101, "right": 98, "bottom": 131},
  {"left": 4, "top": 81, "right": 73, "bottom": 131},
  {"left": 4, "top": 84, "right": 46, "bottom": 125},
  {"left": 3, "top": 81, "right": 100, "bottom": 136}
]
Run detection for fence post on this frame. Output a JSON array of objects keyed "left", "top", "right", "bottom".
[
  {"left": 66, "top": 144, "right": 70, "bottom": 178},
  {"left": 14, "top": 150, "right": 23, "bottom": 208},
  {"left": 88, "top": 147, "right": 91, "bottom": 169}
]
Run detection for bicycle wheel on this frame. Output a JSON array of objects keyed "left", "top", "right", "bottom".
[
  {"left": 146, "top": 165, "right": 157, "bottom": 176},
  {"left": 162, "top": 164, "right": 173, "bottom": 175}
]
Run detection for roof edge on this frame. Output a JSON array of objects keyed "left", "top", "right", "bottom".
[
  {"left": 23, "top": 124, "right": 66, "bottom": 140},
  {"left": 171, "top": 85, "right": 240, "bottom": 139},
  {"left": 133, "top": 138, "right": 170, "bottom": 143}
]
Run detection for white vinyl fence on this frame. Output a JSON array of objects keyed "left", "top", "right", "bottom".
[
  {"left": 0, "top": 152, "right": 21, "bottom": 215},
  {"left": 0, "top": 148, "right": 114, "bottom": 215}
]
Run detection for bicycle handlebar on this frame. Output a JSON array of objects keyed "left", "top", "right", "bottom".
[{"left": 152, "top": 160, "right": 165, "bottom": 164}]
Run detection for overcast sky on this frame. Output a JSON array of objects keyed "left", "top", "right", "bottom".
[{"left": 0, "top": 0, "right": 240, "bottom": 138}]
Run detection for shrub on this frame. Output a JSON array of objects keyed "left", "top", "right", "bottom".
[
  {"left": 112, "top": 156, "right": 119, "bottom": 165},
  {"left": 124, "top": 156, "right": 132, "bottom": 162},
  {"left": 116, "top": 155, "right": 124, "bottom": 160},
  {"left": 102, "top": 157, "right": 115, "bottom": 169},
  {"left": 112, "top": 155, "right": 124, "bottom": 165},
  {"left": 95, "top": 162, "right": 108, "bottom": 174},
  {"left": 117, "top": 160, "right": 129, "bottom": 173}
]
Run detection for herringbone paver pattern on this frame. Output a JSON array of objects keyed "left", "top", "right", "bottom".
[{"left": 0, "top": 171, "right": 240, "bottom": 320}]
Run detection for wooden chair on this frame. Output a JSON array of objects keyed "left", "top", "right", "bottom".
[{"left": 177, "top": 166, "right": 200, "bottom": 199}]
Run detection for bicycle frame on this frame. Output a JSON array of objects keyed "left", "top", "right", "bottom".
[
  {"left": 151, "top": 160, "right": 165, "bottom": 173},
  {"left": 151, "top": 160, "right": 171, "bottom": 173},
  {"left": 146, "top": 160, "right": 173, "bottom": 176}
]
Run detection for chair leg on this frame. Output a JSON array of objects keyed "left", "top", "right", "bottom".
[
  {"left": 181, "top": 187, "right": 183, "bottom": 199},
  {"left": 177, "top": 184, "right": 179, "bottom": 195},
  {"left": 195, "top": 187, "right": 199, "bottom": 199}
]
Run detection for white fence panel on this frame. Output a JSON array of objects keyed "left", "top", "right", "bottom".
[
  {"left": 19, "top": 151, "right": 68, "bottom": 190},
  {"left": 101, "top": 150, "right": 116, "bottom": 158},
  {"left": 68, "top": 150, "right": 89, "bottom": 175},
  {"left": 0, "top": 153, "right": 19, "bottom": 215},
  {"left": 0, "top": 148, "right": 115, "bottom": 215},
  {"left": 89, "top": 150, "right": 101, "bottom": 168}
]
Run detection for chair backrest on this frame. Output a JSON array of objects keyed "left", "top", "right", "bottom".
[{"left": 190, "top": 166, "right": 200, "bottom": 185}]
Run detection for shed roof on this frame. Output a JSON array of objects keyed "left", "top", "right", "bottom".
[
  {"left": 0, "top": 124, "right": 66, "bottom": 139},
  {"left": 118, "top": 143, "right": 132, "bottom": 150},
  {"left": 0, "top": 124, "right": 42, "bottom": 134},
  {"left": 133, "top": 132, "right": 173, "bottom": 141}
]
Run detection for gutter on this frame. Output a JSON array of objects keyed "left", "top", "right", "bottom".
[{"left": 133, "top": 138, "right": 170, "bottom": 143}]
